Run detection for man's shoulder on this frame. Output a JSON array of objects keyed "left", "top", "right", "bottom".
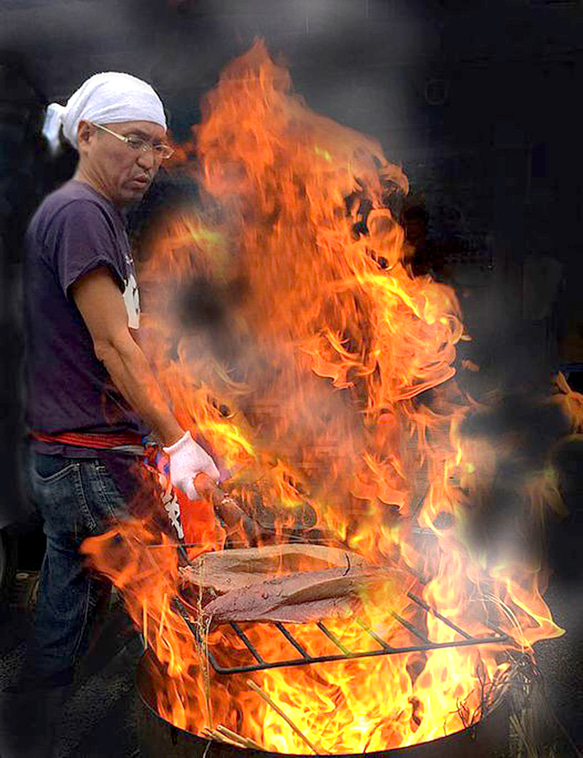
[
  {"left": 30, "top": 181, "right": 118, "bottom": 236},
  {"left": 37, "top": 181, "right": 112, "bottom": 217}
]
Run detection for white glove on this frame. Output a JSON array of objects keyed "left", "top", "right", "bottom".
[{"left": 163, "top": 431, "right": 220, "bottom": 500}]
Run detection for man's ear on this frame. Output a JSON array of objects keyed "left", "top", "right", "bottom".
[{"left": 77, "top": 120, "right": 93, "bottom": 148}]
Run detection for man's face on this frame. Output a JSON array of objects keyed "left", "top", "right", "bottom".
[{"left": 77, "top": 120, "right": 167, "bottom": 206}]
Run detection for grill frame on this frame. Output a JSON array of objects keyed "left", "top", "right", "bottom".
[{"left": 173, "top": 539, "right": 510, "bottom": 676}]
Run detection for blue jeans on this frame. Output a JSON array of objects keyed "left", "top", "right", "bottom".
[{"left": 25, "top": 452, "right": 137, "bottom": 687}]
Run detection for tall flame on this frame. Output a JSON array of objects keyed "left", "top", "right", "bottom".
[{"left": 84, "top": 40, "right": 575, "bottom": 754}]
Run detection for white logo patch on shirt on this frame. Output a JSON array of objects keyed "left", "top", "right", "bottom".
[{"left": 123, "top": 271, "right": 140, "bottom": 329}]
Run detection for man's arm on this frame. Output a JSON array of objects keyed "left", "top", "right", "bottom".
[
  {"left": 71, "top": 266, "right": 183, "bottom": 446},
  {"left": 72, "top": 266, "right": 220, "bottom": 499}
]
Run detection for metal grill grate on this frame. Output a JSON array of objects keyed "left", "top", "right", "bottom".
[{"left": 175, "top": 590, "right": 509, "bottom": 676}]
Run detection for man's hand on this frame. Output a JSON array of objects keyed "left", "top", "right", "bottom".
[{"left": 163, "top": 431, "right": 220, "bottom": 500}]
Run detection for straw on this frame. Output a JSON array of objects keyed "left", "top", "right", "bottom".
[
  {"left": 202, "top": 727, "right": 240, "bottom": 747},
  {"left": 216, "top": 724, "right": 264, "bottom": 750},
  {"left": 247, "top": 679, "right": 324, "bottom": 755},
  {"left": 158, "top": 592, "right": 168, "bottom": 637},
  {"left": 142, "top": 599, "right": 148, "bottom": 650}
]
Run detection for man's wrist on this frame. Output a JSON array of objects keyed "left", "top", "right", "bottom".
[
  {"left": 162, "top": 429, "right": 190, "bottom": 454},
  {"left": 158, "top": 422, "right": 186, "bottom": 448}
]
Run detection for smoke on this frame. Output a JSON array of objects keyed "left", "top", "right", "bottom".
[
  {"left": 176, "top": 273, "right": 250, "bottom": 365},
  {"left": 457, "top": 391, "right": 570, "bottom": 565}
]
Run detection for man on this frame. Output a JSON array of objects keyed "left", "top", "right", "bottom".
[{"left": 2, "top": 72, "right": 219, "bottom": 756}]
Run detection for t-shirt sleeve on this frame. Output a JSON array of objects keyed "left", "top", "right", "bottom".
[{"left": 45, "top": 199, "right": 126, "bottom": 297}]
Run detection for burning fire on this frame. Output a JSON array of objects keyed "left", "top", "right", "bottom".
[{"left": 84, "top": 41, "right": 581, "bottom": 754}]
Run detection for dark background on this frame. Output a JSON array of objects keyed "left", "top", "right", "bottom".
[
  {"left": 2, "top": 0, "right": 583, "bottom": 559},
  {"left": 0, "top": 1, "right": 582, "bottom": 752},
  {"left": 1, "top": 0, "right": 582, "bottom": 545}
]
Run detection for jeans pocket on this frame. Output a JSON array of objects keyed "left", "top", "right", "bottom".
[
  {"left": 31, "top": 457, "right": 94, "bottom": 540},
  {"left": 30, "top": 454, "right": 133, "bottom": 540},
  {"left": 32, "top": 455, "right": 80, "bottom": 484}
]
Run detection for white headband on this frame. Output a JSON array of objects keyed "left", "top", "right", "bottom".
[{"left": 42, "top": 71, "right": 167, "bottom": 154}]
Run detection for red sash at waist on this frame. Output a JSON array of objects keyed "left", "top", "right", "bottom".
[{"left": 30, "top": 430, "right": 144, "bottom": 450}]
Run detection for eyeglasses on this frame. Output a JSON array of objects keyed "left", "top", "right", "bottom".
[{"left": 91, "top": 123, "right": 175, "bottom": 160}]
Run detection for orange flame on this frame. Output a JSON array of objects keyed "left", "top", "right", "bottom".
[{"left": 83, "top": 40, "right": 570, "bottom": 754}]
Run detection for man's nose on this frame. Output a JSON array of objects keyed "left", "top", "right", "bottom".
[{"left": 137, "top": 148, "right": 156, "bottom": 171}]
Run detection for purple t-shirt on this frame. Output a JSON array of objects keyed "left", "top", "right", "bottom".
[{"left": 25, "top": 180, "right": 149, "bottom": 457}]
